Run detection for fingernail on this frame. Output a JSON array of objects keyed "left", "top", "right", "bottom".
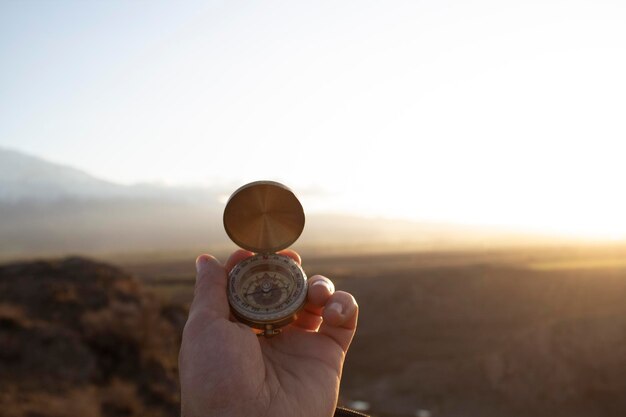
[
  {"left": 312, "top": 280, "right": 333, "bottom": 292},
  {"left": 326, "top": 302, "right": 343, "bottom": 315},
  {"left": 195, "top": 255, "right": 210, "bottom": 273}
]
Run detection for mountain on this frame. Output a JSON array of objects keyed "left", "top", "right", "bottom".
[
  {"left": 0, "top": 147, "right": 222, "bottom": 202},
  {"left": 0, "top": 147, "right": 567, "bottom": 260},
  {"left": 0, "top": 147, "right": 227, "bottom": 258},
  {"left": 0, "top": 147, "right": 129, "bottom": 200}
]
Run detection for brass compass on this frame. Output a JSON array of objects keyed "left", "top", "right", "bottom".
[{"left": 223, "top": 181, "right": 307, "bottom": 337}]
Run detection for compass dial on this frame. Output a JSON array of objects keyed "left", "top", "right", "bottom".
[{"left": 228, "top": 253, "right": 307, "bottom": 328}]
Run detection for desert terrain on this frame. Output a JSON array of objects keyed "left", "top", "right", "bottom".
[
  {"left": 4, "top": 245, "right": 621, "bottom": 417},
  {"left": 123, "top": 245, "right": 626, "bottom": 417}
]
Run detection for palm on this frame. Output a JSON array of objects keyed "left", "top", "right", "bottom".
[{"left": 180, "top": 251, "right": 358, "bottom": 417}]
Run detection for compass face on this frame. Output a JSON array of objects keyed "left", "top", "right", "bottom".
[{"left": 228, "top": 253, "right": 307, "bottom": 327}]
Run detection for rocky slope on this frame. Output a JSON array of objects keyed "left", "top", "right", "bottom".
[{"left": 0, "top": 258, "right": 187, "bottom": 417}]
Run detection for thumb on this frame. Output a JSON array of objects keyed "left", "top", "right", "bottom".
[{"left": 188, "top": 254, "right": 230, "bottom": 322}]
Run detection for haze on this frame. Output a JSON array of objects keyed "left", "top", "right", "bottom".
[{"left": 2, "top": 1, "right": 626, "bottom": 239}]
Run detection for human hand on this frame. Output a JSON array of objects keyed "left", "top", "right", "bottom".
[{"left": 179, "top": 249, "right": 359, "bottom": 417}]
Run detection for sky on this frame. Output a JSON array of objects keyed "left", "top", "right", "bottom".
[{"left": 1, "top": 0, "right": 626, "bottom": 239}]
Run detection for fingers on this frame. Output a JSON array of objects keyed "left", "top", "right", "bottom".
[
  {"left": 190, "top": 250, "right": 360, "bottom": 353},
  {"left": 188, "top": 254, "right": 230, "bottom": 322},
  {"left": 291, "top": 274, "right": 359, "bottom": 354},
  {"left": 319, "top": 291, "right": 358, "bottom": 353},
  {"left": 292, "top": 275, "right": 334, "bottom": 330},
  {"left": 304, "top": 275, "right": 335, "bottom": 316},
  {"left": 278, "top": 249, "right": 301, "bottom": 265},
  {"left": 306, "top": 276, "right": 335, "bottom": 313},
  {"left": 225, "top": 249, "right": 254, "bottom": 272},
  {"left": 293, "top": 273, "right": 359, "bottom": 351},
  {"left": 292, "top": 309, "right": 324, "bottom": 331}
]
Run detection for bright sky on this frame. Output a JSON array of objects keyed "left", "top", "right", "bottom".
[{"left": 1, "top": 1, "right": 626, "bottom": 239}]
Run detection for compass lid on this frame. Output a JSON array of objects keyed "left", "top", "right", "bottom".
[{"left": 223, "top": 181, "right": 305, "bottom": 253}]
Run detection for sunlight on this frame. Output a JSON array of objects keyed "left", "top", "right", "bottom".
[{"left": 2, "top": 0, "right": 625, "bottom": 239}]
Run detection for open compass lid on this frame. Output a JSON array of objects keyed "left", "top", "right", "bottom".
[{"left": 223, "top": 181, "right": 305, "bottom": 254}]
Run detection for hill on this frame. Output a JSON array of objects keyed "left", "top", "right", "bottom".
[
  {"left": 0, "top": 147, "right": 132, "bottom": 201},
  {"left": 0, "top": 257, "right": 187, "bottom": 417}
]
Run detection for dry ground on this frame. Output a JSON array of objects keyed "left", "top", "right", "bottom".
[{"left": 119, "top": 245, "right": 626, "bottom": 417}]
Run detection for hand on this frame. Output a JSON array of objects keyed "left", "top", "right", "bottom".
[{"left": 179, "top": 249, "right": 359, "bottom": 417}]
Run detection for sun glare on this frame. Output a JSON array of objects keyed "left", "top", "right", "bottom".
[{"left": 2, "top": 1, "right": 625, "bottom": 239}]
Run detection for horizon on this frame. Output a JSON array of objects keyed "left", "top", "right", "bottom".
[
  {"left": 0, "top": 145, "right": 623, "bottom": 246},
  {"left": 2, "top": 1, "right": 626, "bottom": 239}
]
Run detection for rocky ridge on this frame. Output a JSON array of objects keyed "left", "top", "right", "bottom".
[{"left": 0, "top": 257, "right": 187, "bottom": 417}]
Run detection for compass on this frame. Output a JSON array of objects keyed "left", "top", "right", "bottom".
[{"left": 223, "top": 181, "right": 307, "bottom": 337}]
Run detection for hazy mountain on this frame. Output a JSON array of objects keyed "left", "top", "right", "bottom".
[
  {"left": 0, "top": 147, "right": 567, "bottom": 260},
  {"left": 0, "top": 147, "right": 226, "bottom": 258},
  {"left": 0, "top": 147, "right": 129, "bottom": 200},
  {"left": 0, "top": 147, "right": 221, "bottom": 202}
]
